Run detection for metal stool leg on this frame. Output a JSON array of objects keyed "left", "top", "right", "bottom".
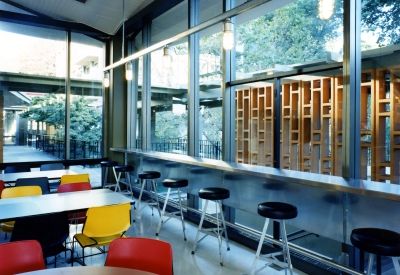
[
  {"left": 115, "top": 172, "right": 122, "bottom": 192},
  {"left": 250, "top": 217, "right": 270, "bottom": 275},
  {"left": 281, "top": 220, "right": 293, "bottom": 275},
  {"left": 133, "top": 179, "right": 146, "bottom": 222},
  {"left": 151, "top": 179, "right": 161, "bottom": 217},
  {"left": 156, "top": 187, "right": 170, "bottom": 236},
  {"left": 178, "top": 188, "right": 187, "bottom": 241},
  {"left": 191, "top": 199, "right": 209, "bottom": 254},
  {"left": 367, "top": 253, "right": 374, "bottom": 275},
  {"left": 218, "top": 199, "right": 230, "bottom": 251},
  {"left": 393, "top": 257, "right": 400, "bottom": 275},
  {"left": 102, "top": 166, "right": 108, "bottom": 189}
]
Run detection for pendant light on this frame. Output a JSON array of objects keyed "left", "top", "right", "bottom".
[
  {"left": 162, "top": 45, "right": 172, "bottom": 69},
  {"left": 318, "top": 0, "right": 335, "bottom": 20},
  {"left": 103, "top": 71, "right": 110, "bottom": 87},
  {"left": 222, "top": 18, "right": 234, "bottom": 50},
  {"left": 125, "top": 62, "right": 133, "bottom": 80}
]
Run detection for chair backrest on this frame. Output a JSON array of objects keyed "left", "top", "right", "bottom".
[
  {"left": 105, "top": 237, "right": 173, "bottom": 275},
  {"left": 40, "top": 163, "right": 64, "bottom": 171},
  {"left": 57, "top": 182, "right": 92, "bottom": 193},
  {"left": 0, "top": 180, "right": 4, "bottom": 198},
  {"left": 60, "top": 174, "right": 90, "bottom": 185},
  {"left": 0, "top": 240, "right": 46, "bottom": 275},
  {"left": 15, "top": 177, "right": 50, "bottom": 195},
  {"left": 1, "top": 186, "right": 42, "bottom": 199},
  {"left": 83, "top": 202, "right": 131, "bottom": 237},
  {"left": 4, "top": 165, "right": 31, "bottom": 174},
  {"left": 11, "top": 212, "right": 70, "bottom": 258}
]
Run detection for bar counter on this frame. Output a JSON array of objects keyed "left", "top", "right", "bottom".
[{"left": 111, "top": 147, "right": 400, "bottom": 245}]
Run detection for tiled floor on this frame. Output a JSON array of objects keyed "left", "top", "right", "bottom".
[{"left": 36, "top": 203, "right": 308, "bottom": 275}]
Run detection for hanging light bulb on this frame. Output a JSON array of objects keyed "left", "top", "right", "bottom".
[
  {"left": 125, "top": 62, "right": 133, "bottom": 81},
  {"left": 318, "top": 0, "right": 335, "bottom": 20},
  {"left": 103, "top": 71, "right": 110, "bottom": 87},
  {"left": 162, "top": 45, "right": 172, "bottom": 69},
  {"left": 222, "top": 18, "right": 234, "bottom": 50}
]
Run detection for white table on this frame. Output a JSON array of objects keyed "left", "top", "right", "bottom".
[
  {"left": 0, "top": 170, "right": 76, "bottom": 183},
  {"left": 18, "top": 266, "right": 157, "bottom": 275},
  {"left": 0, "top": 189, "right": 134, "bottom": 222}
]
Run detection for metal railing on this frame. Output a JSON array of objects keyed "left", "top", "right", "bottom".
[
  {"left": 24, "top": 133, "right": 101, "bottom": 159},
  {"left": 136, "top": 139, "right": 222, "bottom": 160}
]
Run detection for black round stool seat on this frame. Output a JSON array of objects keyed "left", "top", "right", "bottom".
[
  {"left": 199, "top": 187, "right": 230, "bottom": 201},
  {"left": 258, "top": 202, "right": 298, "bottom": 220},
  {"left": 114, "top": 165, "right": 134, "bottom": 173},
  {"left": 163, "top": 178, "right": 188, "bottom": 188},
  {"left": 351, "top": 228, "right": 400, "bottom": 257},
  {"left": 100, "top": 160, "right": 118, "bottom": 167},
  {"left": 138, "top": 171, "right": 161, "bottom": 180}
]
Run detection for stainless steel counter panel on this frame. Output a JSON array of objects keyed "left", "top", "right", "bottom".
[
  {"left": 114, "top": 148, "right": 400, "bottom": 244},
  {"left": 113, "top": 147, "right": 400, "bottom": 201}
]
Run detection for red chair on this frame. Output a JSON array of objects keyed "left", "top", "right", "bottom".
[
  {"left": 0, "top": 240, "right": 46, "bottom": 275},
  {"left": 58, "top": 182, "right": 92, "bottom": 225},
  {"left": 105, "top": 237, "right": 173, "bottom": 275},
  {"left": 0, "top": 180, "right": 4, "bottom": 198}
]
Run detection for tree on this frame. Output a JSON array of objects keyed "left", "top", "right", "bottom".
[
  {"left": 362, "top": 0, "right": 400, "bottom": 45},
  {"left": 236, "top": 0, "right": 342, "bottom": 73},
  {"left": 20, "top": 95, "right": 102, "bottom": 142}
]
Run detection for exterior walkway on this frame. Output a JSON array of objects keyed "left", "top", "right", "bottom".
[{"left": 3, "top": 145, "right": 101, "bottom": 188}]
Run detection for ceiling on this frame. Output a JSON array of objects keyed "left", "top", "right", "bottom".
[{"left": 0, "top": 0, "right": 185, "bottom": 40}]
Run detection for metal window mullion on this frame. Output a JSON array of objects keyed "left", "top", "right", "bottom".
[
  {"left": 127, "top": 39, "right": 138, "bottom": 150},
  {"left": 188, "top": 0, "right": 200, "bottom": 157},
  {"left": 142, "top": 23, "right": 151, "bottom": 151},
  {"left": 342, "top": 0, "right": 361, "bottom": 180},
  {"left": 65, "top": 30, "right": 71, "bottom": 160},
  {"left": 222, "top": 0, "right": 236, "bottom": 163}
]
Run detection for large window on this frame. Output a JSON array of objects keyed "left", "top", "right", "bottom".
[
  {"left": 234, "top": 0, "right": 344, "bottom": 176},
  {"left": 0, "top": 22, "right": 66, "bottom": 162}
]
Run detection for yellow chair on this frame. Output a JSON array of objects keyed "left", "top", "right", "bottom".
[
  {"left": 72, "top": 202, "right": 131, "bottom": 265},
  {"left": 0, "top": 186, "right": 42, "bottom": 238},
  {"left": 60, "top": 174, "right": 90, "bottom": 185}
]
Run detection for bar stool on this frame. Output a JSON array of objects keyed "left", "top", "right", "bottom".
[
  {"left": 133, "top": 171, "right": 161, "bottom": 222},
  {"left": 350, "top": 228, "right": 400, "bottom": 275},
  {"left": 100, "top": 160, "right": 118, "bottom": 189},
  {"left": 191, "top": 187, "right": 230, "bottom": 266},
  {"left": 156, "top": 178, "right": 188, "bottom": 240},
  {"left": 114, "top": 165, "right": 134, "bottom": 198},
  {"left": 250, "top": 202, "right": 298, "bottom": 275}
]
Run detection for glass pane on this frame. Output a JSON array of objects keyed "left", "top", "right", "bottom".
[
  {"left": 150, "top": 39, "right": 189, "bottom": 155},
  {"left": 236, "top": 0, "right": 343, "bottom": 80},
  {"left": 236, "top": 80, "right": 275, "bottom": 166},
  {"left": 0, "top": 22, "right": 66, "bottom": 162},
  {"left": 199, "top": 27, "right": 223, "bottom": 160},
  {"left": 69, "top": 33, "right": 104, "bottom": 187},
  {"left": 361, "top": 0, "right": 400, "bottom": 183},
  {"left": 280, "top": 72, "right": 340, "bottom": 175}
]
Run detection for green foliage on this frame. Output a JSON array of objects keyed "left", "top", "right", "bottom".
[
  {"left": 20, "top": 95, "right": 101, "bottom": 142},
  {"left": 155, "top": 110, "right": 188, "bottom": 140},
  {"left": 236, "top": 0, "right": 342, "bottom": 73},
  {"left": 362, "top": 0, "right": 400, "bottom": 45}
]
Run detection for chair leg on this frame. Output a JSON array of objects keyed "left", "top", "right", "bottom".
[
  {"left": 178, "top": 188, "right": 187, "bottom": 241},
  {"left": 192, "top": 199, "right": 208, "bottom": 254},
  {"left": 216, "top": 201, "right": 223, "bottom": 266},
  {"left": 250, "top": 217, "right": 270, "bottom": 275},
  {"left": 156, "top": 187, "right": 171, "bottom": 236},
  {"left": 366, "top": 253, "right": 374, "bottom": 275}
]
